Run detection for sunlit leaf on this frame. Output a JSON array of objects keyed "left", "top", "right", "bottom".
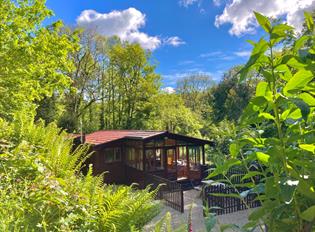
[
  {"left": 304, "top": 12, "right": 314, "bottom": 31},
  {"left": 259, "top": 112, "right": 275, "bottom": 121},
  {"left": 256, "top": 82, "right": 268, "bottom": 97},
  {"left": 299, "top": 144, "right": 315, "bottom": 154},
  {"left": 256, "top": 152, "right": 270, "bottom": 164},
  {"left": 284, "top": 70, "right": 313, "bottom": 94},
  {"left": 254, "top": 12, "right": 272, "bottom": 33}
]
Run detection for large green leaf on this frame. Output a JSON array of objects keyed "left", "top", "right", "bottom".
[
  {"left": 256, "top": 81, "right": 268, "bottom": 97},
  {"left": 289, "top": 98, "right": 310, "bottom": 121},
  {"left": 271, "top": 24, "right": 293, "bottom": 45},
  {"left": 275, "top": 64, "right": 292, "bottom": 81},
  {"left": 299, "top": 144, "right": 315, "bottom": 154},
  {"left": 229, "top": 143, "right": 239, "bottom": 157},
  {"left": 254, "top": 12, "right": 271, "bottom": 33},
  {"left": 259, "top": 112, "right": 275, "bottom": 121},
  {"left": 256, "top": 152, "right": 270, "bottom": 164},
  {"left": 284, "top": 70, "right": 313, "bottom": 94},
  {"left": 294, "top": 36, "right": 310, "bottom": 52},
  {"left": 207, "top": 159, "right": 241, "bottom": 178},
  {"left": 241, "top": 171, "right": 263, "bottom": 181},
  {"left": 301, "top": 205, "right": 315, "bottom": 222},
  {"left": 304, "top": 12, "right": 314, "bottom": 31},
  {"left": 287, "top": 57, "right": 308, "bottom": 69},
  {"left": 297, "top": 180, "right": 315, "bottom": 200},
  {"left": 299, "top": 93, "right": 315, "bottom": 106}
]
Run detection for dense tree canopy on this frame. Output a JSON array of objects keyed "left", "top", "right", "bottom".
[
  {"left": 208, "top": 66, "right": 257, "bottom": 123},
  {"left": 145, "top": 93, "right": 203, "bottom": 137},
  {"left": 57, "top": 31, "right": 160, "bottom": 133},
  {"left": 0, "top": 0, "right": 77, "bottom": 120}
]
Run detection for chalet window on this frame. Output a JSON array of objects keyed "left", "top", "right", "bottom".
[
  {"left": 178, "top": 146, "right": 186, "bottom": 165},
  {"left": 155, "top": 149, "right": 164, "bottom": 170},
  {"left": 104, "top": 147, "right": 121, "bottom": 163},
  {"left": 189, "top": 146, "right": 201, "bottom": 171},
  {"left": 126, "top": 147, "right": 143, "bottom": 170},
  {"left": 145, "top": 149, "right": 165, "bottom": 171},
  {"left": 145, "top": 149, "right": 155, "bottom": 171}
]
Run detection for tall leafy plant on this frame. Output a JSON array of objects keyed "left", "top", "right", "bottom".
[{"left": 209, "top": 12, "right": 315, "bottom": 231}]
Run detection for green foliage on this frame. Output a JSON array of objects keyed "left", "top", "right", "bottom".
[
  {"left": 209, "top": 12, "right": 315, "bottom": 231},
  {"left": 0, "top": 118, "right": 159, "bottom": 231},
  {"left": 0, "top": 2, "right": 160, "bottom": 230},
  {"left": 145, "top": 93, "right": 203, "bottom": 137},
  {"left": 176, "top": 73, "right": 214, "bottom": 116},
  {"left": 60, "top": 31, "right": 160, "bottom": 132},
  {"left": 204, "top": 119, "right": 237, "bottom": 163},
  {"left": 0, "top": 0, "right": 78, "bottom": 120},
  {"left": 208, "top": 66, "right": 257, "bottom": 123}
]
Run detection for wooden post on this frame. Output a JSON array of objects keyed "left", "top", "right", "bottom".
[
  {"left": 180, "top": 187, "right": 184, "bottom": 213},
  {"left": 175, "top": 141, "right": 178, "bottom": 180},
  {"left": 164, "top": 139, "right": 167, "bottom": 178},
  {"left": 202, "top": 145, "right": 205, "bottom": 165},
  {"left": 142, "top": 142, "right": 146, "bottom": 172},
  {"left": 186, "top": 146, "right": 189, "bottom": 179}
]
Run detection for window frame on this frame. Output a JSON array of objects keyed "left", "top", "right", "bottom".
[{"left": 104, "top": 147, "right": 122, "bottom": 164}]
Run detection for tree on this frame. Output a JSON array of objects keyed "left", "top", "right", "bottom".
[
  {"left": 145, "top": 93, "right": 202, "bottom": 137},
  {"left": 176, "top": 73, "right": 214, "bottom": 115},
  {"left": 0, "top": 0, "right": 78, "bottom": 120},
  {"left": 59, "top": 32, "right": 161, "bottom": 132},
  {"left": 107, "top": 42, "right": 160, "bottom": 129},
  {"left": 208, "top": 66, "right": 257, "bottom": 123}
]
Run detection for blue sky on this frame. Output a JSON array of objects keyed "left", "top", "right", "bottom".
[{"left": 46, "top": 0, "right": 315, "bottom": 89}]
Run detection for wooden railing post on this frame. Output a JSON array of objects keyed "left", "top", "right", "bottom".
[{"left": 181, "top": 187, "right": 184, "bottom": 213}]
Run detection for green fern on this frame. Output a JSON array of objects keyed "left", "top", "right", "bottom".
[{"left": 0, "top": 117, "right": 160, "bottom": 231}]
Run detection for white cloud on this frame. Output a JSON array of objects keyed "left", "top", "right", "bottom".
[
  {"left": 161, "top": 87, "right": 176, "bottom": 94},
  {"left": 199, "top": 51, "right": 223, "bottom": 58},
  {"left": 213, "top": 0, "right": 222, "bottom": 7},
  {"left": 215, "top": 0, "right": 315, "bottom": 36},
  {"left": 179, "top": 0, "right": 199, "bottom": 7},
  {"left": 178, "top": 60, "right": 195, "bottom": 65},
  {"left": 200, "top": 51, "right": 237, "bottom": 61},
  {"left": 162, "top": 70, "right": 214, "bottom": 86},
  {"left": 77, "top": 8, "right": 180, "bottom": 50},
  {"left": 164, "top": 36, "right": 186, "bottom": 47},
  {"left": 234, "top": 50, "right": 251, "bottom": 57}
]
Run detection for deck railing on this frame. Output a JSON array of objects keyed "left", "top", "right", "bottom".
[
  {"left": 202, "top": 166, "right": 262, "bottom": 215},
  {"left": 145, "top": 173, "right": 184, "bottom": 213}
]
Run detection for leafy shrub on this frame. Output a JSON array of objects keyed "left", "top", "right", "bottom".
[
  {"left": 0, "top": 117, "right": 159, "bottom": 231},
  {"left": 209, "top": 12, "right": 315, "bottom": 232}
]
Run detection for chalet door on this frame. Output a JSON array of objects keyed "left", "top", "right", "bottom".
[{"left": 165, "top": 147, "right": 177, "bottom": 178}]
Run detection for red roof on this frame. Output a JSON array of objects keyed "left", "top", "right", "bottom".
[{"left": 85, "top": 130, "right": 166, "bottom": 145}]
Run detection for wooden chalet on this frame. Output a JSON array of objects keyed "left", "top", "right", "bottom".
[{"left": 76, "top": 130, "right": 213, "bottom": 187}]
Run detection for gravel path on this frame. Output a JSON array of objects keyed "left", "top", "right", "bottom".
[
  {"left": 213, "top": 209, "right": 265, "bottom": 232},
  {"left": 144, "top": 189, "right": 206, "bottom": 232}
]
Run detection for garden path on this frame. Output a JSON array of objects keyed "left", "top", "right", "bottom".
[{"left": 144, "top": 189, "right": 206, "bottom": 232}]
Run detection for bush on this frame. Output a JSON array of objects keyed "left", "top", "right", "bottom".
[{"left": 0, "top": 118, "right": 159, "bottom": 231}]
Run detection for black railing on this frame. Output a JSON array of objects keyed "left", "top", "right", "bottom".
[
  {"left": 202, "top": 167, "right": 262, "bottom": 215},
  {"left": 145, "top": 173, "right": 184, "bottom": 213}
]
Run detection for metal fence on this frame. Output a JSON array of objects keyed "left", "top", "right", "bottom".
[
  {"left": 203, "top": 167, "right": 262, "bottom": 215},
  {"left": 145, "top": 173, "right": 184, "bottom": 213}
]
